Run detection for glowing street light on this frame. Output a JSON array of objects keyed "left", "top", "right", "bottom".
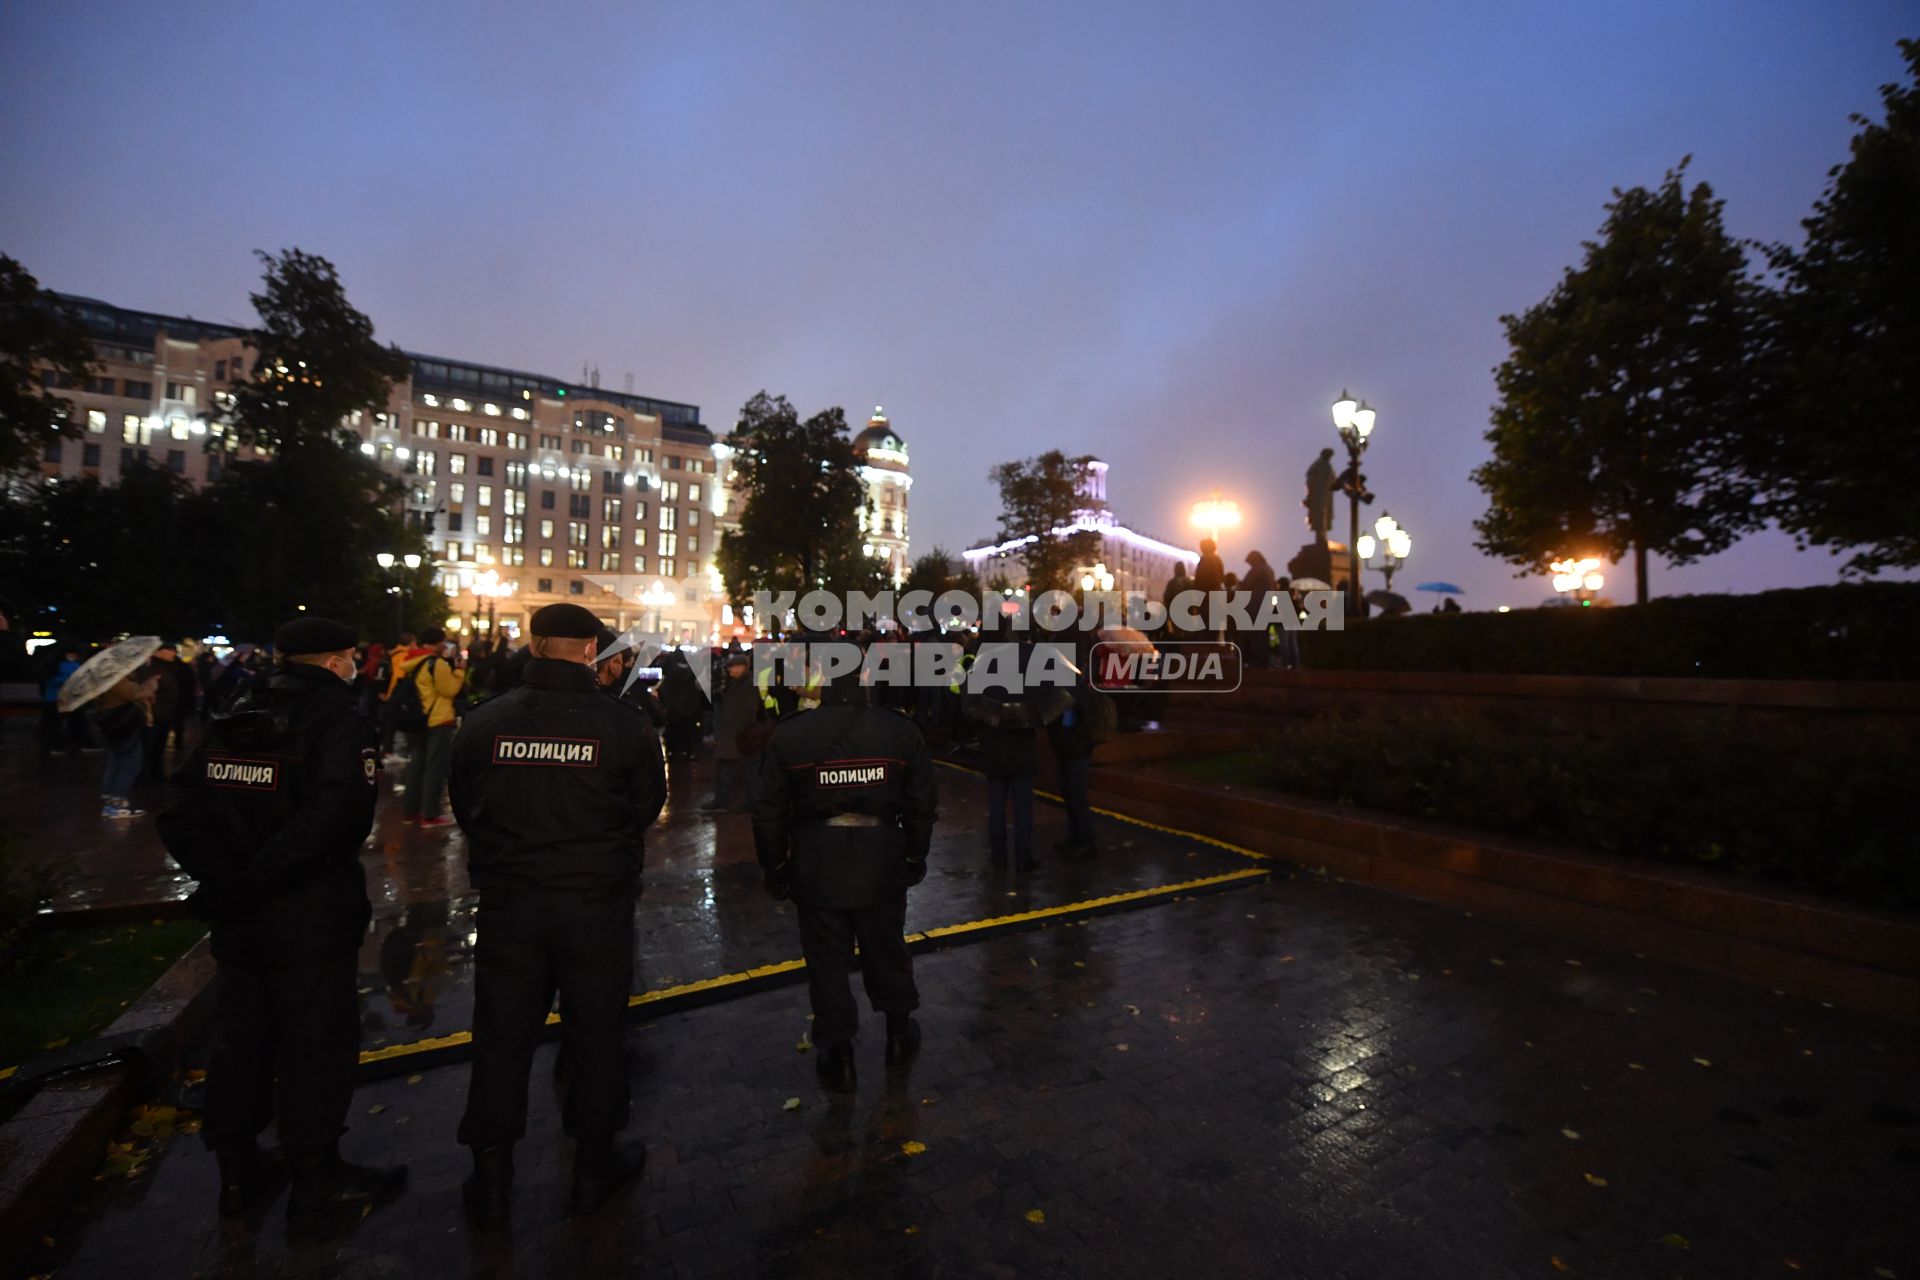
[
  {"left": 1550, "top": 556, "right": 1606, "bottom": 605},
  {"left": 1355, "top": 511, "right": 1413, "bottom": 591},
  {"left": 1078, "top": 561, "right": 1115, "bottom": 593},
  {"left": 1190, "top": 495, "right": 1242, "bottom": 546},
  {"left": 1330, "top": 389, "right": 1380, "bottom": 613}
]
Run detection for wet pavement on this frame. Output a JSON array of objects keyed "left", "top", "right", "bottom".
[{"left": 8, "top": 718, "right": 1919, "bottom": 1278}]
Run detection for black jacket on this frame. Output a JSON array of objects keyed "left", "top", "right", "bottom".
[
  {"left": 752, "top": 694, "right": 938, "bottom": 909},
  {"left": 449, "top": 657, "right": 666, "bottom": 896},
  {"left": 964, "top": 686, "right": 1038, "bottom": 778},
  {"left": 156, "top": 663, "right": 378, "bottom": 966}
]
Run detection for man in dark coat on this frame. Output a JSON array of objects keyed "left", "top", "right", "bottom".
[
  {"left": 156, "top": 617, "right": 406, "bottom": 1221},
  {"left": 448, "top": 603, "right": 666, "bottom": 1220},
  {"left": 704, "top": 651, "right": 759, "bottom": 812},
  {"left": 1237, "top": 551, "right": 1277, "bottom": 670},
  {"left": 964, "top": 642, "right": 1039, "bottom": 871},
  {"left": 753, "top": 666, "right": 938, "bottom": 1090}
]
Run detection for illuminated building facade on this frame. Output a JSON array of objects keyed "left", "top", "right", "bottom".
[
  {"left": 32, "top": 294, "right": 730, "bottom": 641},
  {"left": 962, "top": 458, "right": 1196, "bottom": 600}
]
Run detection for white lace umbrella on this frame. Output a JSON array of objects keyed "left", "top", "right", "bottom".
[{"left": 57, "top": 636, "right": 161, "bottom": 711}]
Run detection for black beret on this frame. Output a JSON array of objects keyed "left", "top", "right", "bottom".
[
  {"left": 273, "top": 616, "right": 359, "bottom": 656},
  {"left": 531, "top": 603, "right": 605, "bottom": 639}
]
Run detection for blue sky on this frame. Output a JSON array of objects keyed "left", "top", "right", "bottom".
[{"left": 3, "top": 1, "right": 1911, "bottom": 605}]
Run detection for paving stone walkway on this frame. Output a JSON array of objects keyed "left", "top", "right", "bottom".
[{"left": 8, "top": 719, "right": 1918, "bottom": 1278}]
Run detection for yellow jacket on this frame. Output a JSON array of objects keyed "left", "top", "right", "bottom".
[{"left": 400, "top": 651, "right": 465, "bottom": 728}]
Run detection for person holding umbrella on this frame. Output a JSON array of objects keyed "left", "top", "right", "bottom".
[{"left": 55, "top": 635, "right": 163, "bottom": 818}]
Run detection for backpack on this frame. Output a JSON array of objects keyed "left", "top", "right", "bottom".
[{"left": 390, "top": 657, "right": 437, "bottom": 733}]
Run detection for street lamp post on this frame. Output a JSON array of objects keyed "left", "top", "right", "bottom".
[
  {"left": 471, "top": 568, "right": 515, "bottom": 638},
  {"left": 641, "top": 580, "right": 674, "bottom": 637},
  {"left": 1329, "top": 391, "right": 1377, "bottom": 616},
  {"left": 374, "top": 551, "right": 424, "bottom": 644},
  {"left": 1355, "top": 512, "right": 1413, "bottom": 593}
]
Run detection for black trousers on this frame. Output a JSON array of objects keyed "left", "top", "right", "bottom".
[
  {"left": 796, "top": 897, "right": 918, "bottom": 1049},
  {"left": 458, "top": 889, "right": 634, "bottom": 1149},
  {"left": 204, "top": 955, "right": 359, "bottom": 1156}
]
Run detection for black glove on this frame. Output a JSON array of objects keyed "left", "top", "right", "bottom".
[
  {"left": 762, "top": 867, "right": 790, "bottom": 901},
  {"left": 185, "top": 874, "right": 256, "bottom": 922},
  {"left": 903, "top": 859, "right": 929, "bottom": 887}
]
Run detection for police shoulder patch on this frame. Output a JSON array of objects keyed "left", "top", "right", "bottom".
[{"left": 360, "top": 746, "right": 379, "bottom": 785}]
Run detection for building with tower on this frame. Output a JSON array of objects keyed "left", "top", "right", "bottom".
[
  {"left": 963, "top": 457, "right": 1195, "bottom": 601},
  {"left": 852, "top": 407, "right": 911, "bottom": 588}
]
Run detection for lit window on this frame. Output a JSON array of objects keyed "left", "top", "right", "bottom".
[
  {"left": 477, "top": 484, "right": 492, "bottom": 507},
  {"left": 87, "top": 410, "right": 106, "bottom": 434}
]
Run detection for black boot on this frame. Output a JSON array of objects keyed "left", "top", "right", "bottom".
[
  {"left": 816, "top": 1042, "right": 857, "bottom": 1091},
  {"left": 462, "top": 1145, "right": 513, "bottom": 1223},
  {"left": 216, "top": 1144, "right": 281, "bottom": 1218},
  {"left": 884, "top": 1017, "right": 922, "bottom": 1065},
  {"left": 287, "top": 1146, "right": 408, "bottom": 1218},
  {"left": 569, "top": 1138, "right": 646, "bottom": 1217}
]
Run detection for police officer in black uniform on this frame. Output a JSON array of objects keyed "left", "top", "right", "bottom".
[
  {"left": 448, "top": 603, "right": 666, "bottom": 1220},
  {"left": 156, "top": 616, "right": 407, "bottom": 1220},
  {"left": 752, "top": 657, "right": 938, "bottom": 1090}
]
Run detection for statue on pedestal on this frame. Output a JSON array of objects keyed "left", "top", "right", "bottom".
[{"left": 1304, "top": 447, "right": 1336, "bottom": 543}]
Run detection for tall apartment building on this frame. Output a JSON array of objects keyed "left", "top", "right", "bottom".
[{"left": 34, "top": 295, "right": 731, "bottom": 642}]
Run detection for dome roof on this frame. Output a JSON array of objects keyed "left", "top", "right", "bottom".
[
  {"left": 853, "top": 422, "right": 904, "bottom": 453},
  {"left": 853, "top": 407, "right": 906, "bottom": 459}
]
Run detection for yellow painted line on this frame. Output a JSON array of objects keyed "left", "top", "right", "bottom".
[
  {"left": 933, "top": 757, "right": 1271, "bottom": 862},
  {"left": 627, "top": 959, "right": 808, "bottom": 1008},
  {"left": 906, "top": 868, "right": 1268, "bottom": 942},
  {"left": 356, "top": 867, "right": 1267, "bottom": 1068},
  {"left": 361, "top": 1029, "right": 472, "bottom": 1065},
  {"left": 0, "top": 1065, "right": 15, "bottom": 1081}
]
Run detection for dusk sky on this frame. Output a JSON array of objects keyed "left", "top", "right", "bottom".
[{"left": 3, "top": 1, "right": 1912, "bottom": 607}]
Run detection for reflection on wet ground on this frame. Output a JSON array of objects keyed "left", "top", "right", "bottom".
[{"left": 3, "top": 720, "right": 1255, "bottom": 1056}]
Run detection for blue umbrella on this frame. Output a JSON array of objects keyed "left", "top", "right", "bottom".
[{"left": 1415, "top": 581, "right": 1465, "bottom": 595}]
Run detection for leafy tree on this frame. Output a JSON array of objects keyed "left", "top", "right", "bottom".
[
  {"left": 1756, "top": 40, "right": 1920, "bottom": 575},
  {"left": 216, "top": 249, "right": 410, "bottom": 455},
  {"left": 902, "top": 546, "right": 980, "bottom": 599},
  {"left": 987, "top": 450, "right": 1101, "bottom": 594},
  {"left": 1472, "top": 162, "right": 1766, "bottom": 604},
  {"left": 716, "top": 392, "right": 880, "bottom": 603},
  {"left": 197, "top": 248, "right": 429, "bottom": 637},
  {"left": 0, "top": 467, "right": 211, "bottom": 639},
  {"left": 0, "top": 255, "right": 99, "bottom": 473}
]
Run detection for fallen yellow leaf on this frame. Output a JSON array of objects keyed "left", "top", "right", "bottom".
[
  {"left": 1691, "top": 1057, "right": 1712, "bottom": 1068},
  {"left": 1549, "top": 1256, "right": 1569, "bottom": 1272},
  {"left": 406, "top": 1074, "right": 422, "bottom": 1085},
  {"left": 782, "top": 1097, "right": 801, "bottom": 1111},
  {"left": 1659, "top": 1233, "right": 1691, "bottom": 1251},
  {"left": 901, "top": 1140, "right": 926, "bottom": 1156},
  {"left": 1584, "top": 1173, "right": 1608, "bottom": 1188},
  {"left": 1025, "top": 1209, "right": 1046, "bottom": 1225},
  {"left": 905, "top": 1225, "right": 920, "bottom": 1236},
  {"left": 1561, "top": 1128, "right": 1580, "bottom": 1141},
  {"left": 368, "top": 1104, "right": 387, "bottom": 1115}
]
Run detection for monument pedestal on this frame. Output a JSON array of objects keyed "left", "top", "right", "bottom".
[{"left": 1287, "top": 540, "right": 1355, "bottom": 594}]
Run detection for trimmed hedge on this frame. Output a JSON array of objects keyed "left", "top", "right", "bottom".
[
  {"left": 1296, "top": 582, "right": 1920, "bottom": 680},
  {"left": 1169, "top": 709, "right": 1919, "bottom": 911}
]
